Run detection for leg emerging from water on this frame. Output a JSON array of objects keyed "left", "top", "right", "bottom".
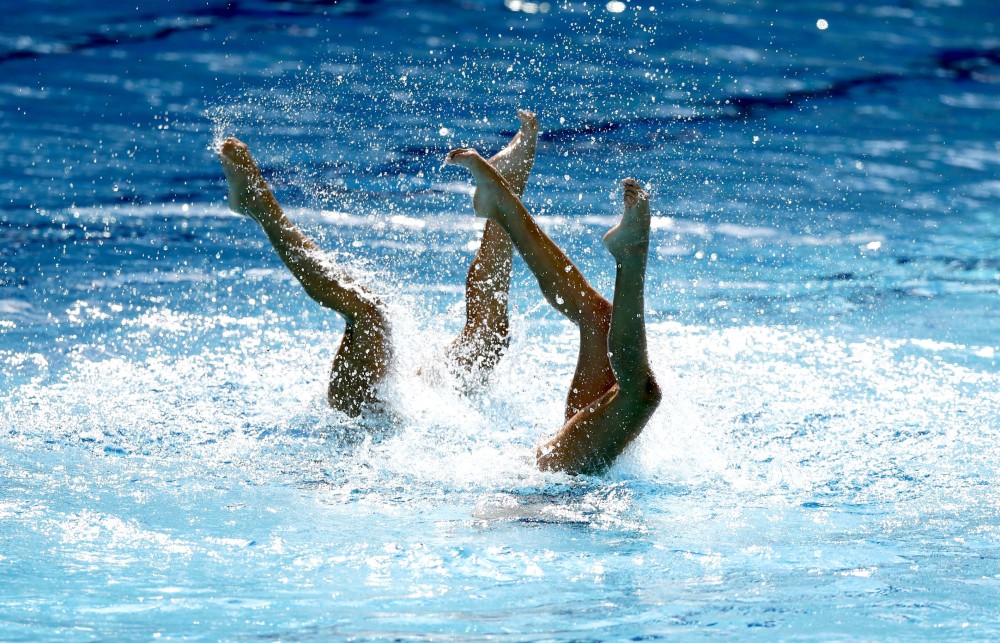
[
  {"left": 537, "top": 179, "right": 661, "bottom": 474},
  {"left": 219, "top": 137, "right": 391, "bottom": 416},
  {"left": 447, "top": 152, "right": 659, "bottom": 472},
  {"left": 445, "top": 148, "right": 616, "bottom": 419},
  {"left": 448, "top": 109, "right": 539, "bottom": 378}
]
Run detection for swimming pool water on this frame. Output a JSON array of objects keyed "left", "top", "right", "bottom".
[{"left": 2, "top": 0, "right": 999, "bottom": 639}]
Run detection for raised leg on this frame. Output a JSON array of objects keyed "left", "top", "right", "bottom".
[
  {"left": 448, "top": 110, "right": 539, "bottom": 378},
  {"left": 536, "top": 179, "right": 662, "bottom": 475},
  {"left": 445, "top": 148, "right": 616, "bottom": 419},
  {"left": 219, "top": 137, "right": 391, "bottom": 416}
]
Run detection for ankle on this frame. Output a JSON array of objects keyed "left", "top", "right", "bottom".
[{"left": 610, "top": 240, "right": 649, "bottom": 262}]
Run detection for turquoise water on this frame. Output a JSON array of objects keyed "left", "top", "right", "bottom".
[{"left": 2, "top": 0, "right": 999, "bottom": 639}]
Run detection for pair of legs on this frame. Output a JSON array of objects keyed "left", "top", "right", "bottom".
[
  {"left": 219, "top": 111, "right": 660, "bottom": 474},
  {"left": 444, "top": 150, "right": 661, "bottom": 475},
  {"left": 219, "top": 111, "right": 538, "bottom": 414},
  {"left": 446, "top": 110, "right": 538, "bottom": 377}
]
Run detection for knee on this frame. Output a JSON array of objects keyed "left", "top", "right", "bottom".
[
  {"left": 574, "top": 296, "right": 612, "bottom": 331},
  {"left": 338, "top": 302, "right": 392, "bottom": 364},
  {"left": 643, "top": 376, "right": 663, "bottom": 411},
  {"left": 592, "top": 297, "right": 613, "bottom": 327},
  {"left": 350, "top": 297, "right": 390, "bottom": 333},
  {"left": 633, "top": 374, "right": 662, "bottom": 412},
  {"left": 359, "top": 308, "right": 392, "bottom": 351}
]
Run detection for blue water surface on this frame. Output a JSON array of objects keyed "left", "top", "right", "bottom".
[{"left": 2, "top": 0, "right": 999, "bottom": 639}]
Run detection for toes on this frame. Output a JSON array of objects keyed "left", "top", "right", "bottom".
[
  {"left": 219, "top": 137, "right": 249, "bottom": 160},
  {"left": 621, "top": 178, "right": 649, "bottom": 204},
  {"left": 445, "top": 147, "right": 481, "bottom": 164},
  {"left": 517, "top": 109, "right": 539, "bottom": 128},
  {"left": 622, "top": 179, "right": 638, "bottom": 204}
]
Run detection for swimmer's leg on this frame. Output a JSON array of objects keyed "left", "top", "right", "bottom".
[
  {"left": 219, "top": 137, "right": 390, "bottom": 416},
  {"left": 536, "top": 179, "right": 661, "bottom": 475},
  {"left": 445, "top": 148, "right": 615, "bottom": 419},
  {"left": 448, "top": 110, "right": 538, "bottom": 377}
]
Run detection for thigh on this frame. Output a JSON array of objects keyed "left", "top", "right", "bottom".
[
  {"left": 538, "top": 384, "right": 658, "bottom": 475},
  {"left": 327, "top": 319, "right": 391, "bottom": 416}
]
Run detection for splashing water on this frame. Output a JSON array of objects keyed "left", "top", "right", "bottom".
[{"left": 2, "top": 0, "right": 999, "bottom": 639}]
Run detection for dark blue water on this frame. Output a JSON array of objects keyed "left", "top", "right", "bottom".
[{"left": 2, "top": 1, "right": 999, "bottom": 639}]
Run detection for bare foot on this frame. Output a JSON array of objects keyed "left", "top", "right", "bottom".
[
  {"left": 489, "top": 109, "right": 539, "bottom": 196},
  {"left": 445, "top": 147, "right": 482, "bottom": 169},
  {"left": 603, "top": 178, "right": 651, "bottom": 259},
  {"left": 517, "top": 109, "right": 539, "bottom": 136},
  {"left": 218, "top": 137, "right": 278, "bottom": 222},
  {"left": 445, "top": 147, "right": 509, "bottom": 219}
]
